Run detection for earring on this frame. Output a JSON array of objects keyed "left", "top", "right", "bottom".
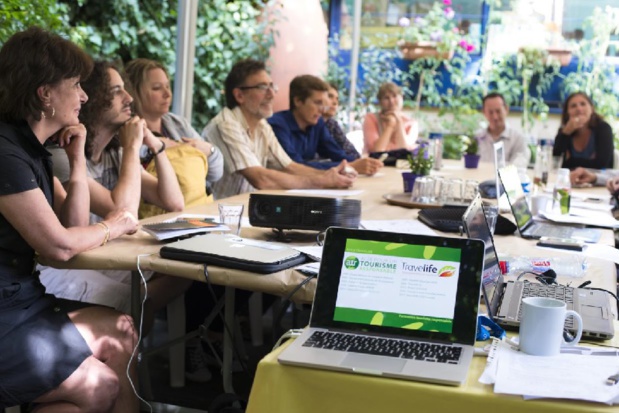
[{"left": 50, "top": 106, "right": 55, "bottom": 118}]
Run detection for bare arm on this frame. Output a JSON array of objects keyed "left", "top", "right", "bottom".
[
  {"left": 140, "top": 127, "right": 184, "bottom": 212},
  {"left": 89, "top": 117, "right": 144, "bottom": 218},
  {"left": 52, "top": 124, "right": 90, "bottom": 227},
  {"left": 241, "top": 161, "right": 355, "bottom": 190},
  {"left": 0, "top": 188, "right": 138, "bottom": 262}
]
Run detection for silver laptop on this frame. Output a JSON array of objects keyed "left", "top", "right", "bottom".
[
  {"left": 493, "top": 141, "right": 505, "bottom": 204},
  {"left": 462, "top": 194, "right": 614, "bottom": 339},
  {"left": 278, "top": 227, "right": 485, "bottom": 386},
  {"left": 498, "top": 165, "right": 601, "bottom": 243}
]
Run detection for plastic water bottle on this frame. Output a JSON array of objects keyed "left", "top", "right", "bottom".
[
  {"left": 533, "top": 139, "right": 550, "bottom": 188},
  {"left": 429, "top": 132, "right": 443, "bottom": 170},
  {"left": 553, "top": 168, "right": 571, "bottom": 214},
  {"left": 499, "top": 255, "right": 587, "bottom": 278},
  {"left": 518, "top": 167, "right": 532, "bottom": 203}
]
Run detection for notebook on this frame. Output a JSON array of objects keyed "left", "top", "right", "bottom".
[
  {"left": 159, "top": 233, "right": 306, "bottom": 273},
  {"left": 498, "top": 165, "right": 601, "bottom": 243},
  {"left": 462, "top": 194, "right": 614, "bottom": 339},
  {"left": 278, "top": 227, "right": 485, "bottom": 386}
]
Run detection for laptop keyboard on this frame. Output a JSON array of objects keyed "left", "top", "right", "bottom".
[
  {"left": 302, "top": 331, "right": 463, "bottom": 364},
  {"left": 527, "top": 223, "right": 572, "bottom": 239},
  {"left": 520, "top": 283, "right": 575, "bottom": 328}
]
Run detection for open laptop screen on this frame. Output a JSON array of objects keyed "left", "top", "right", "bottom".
[
  {"left": 498, "top": 165, "right": 533, "bottom": 230},
  {"left": 462, "top": 195, "right": 502, "bottom": 318},
  {"left": 334, "top": 238, "right": 462, "bottom": 334},
  {"left": 311, "top": 228, "right": 485, "bottom": 345}
]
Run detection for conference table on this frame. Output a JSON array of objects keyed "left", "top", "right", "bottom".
[{"left": 40, "top": 159, "right": 619, "bottom": 405}]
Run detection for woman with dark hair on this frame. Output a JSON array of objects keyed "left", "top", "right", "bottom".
[
  {"left": 553, "top": 92, "right": 614, "bottom": 169},
  {"left": 323, "top": 82, "right": 361, "bottom": 160},
  {"left": 0, "top": 28, "right": 139, "bottom": 411}
]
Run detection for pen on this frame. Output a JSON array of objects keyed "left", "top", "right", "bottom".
[{"left": 606, "top": 372, "right": 619, "bottom": 385}]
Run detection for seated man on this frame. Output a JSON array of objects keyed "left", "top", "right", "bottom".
[
  {"left": 202, "top": 59, "right": 356, "bottom": 199},
  {"left": 475, "top": 92, "right": 530, "bottom": 168},
  {"left": 268, "top": 75, "right": 382, "bottom": 175}
]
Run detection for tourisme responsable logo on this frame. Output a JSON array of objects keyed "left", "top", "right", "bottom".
[{"left": 344, "top": 256, "right": 359, "bottom": 269}]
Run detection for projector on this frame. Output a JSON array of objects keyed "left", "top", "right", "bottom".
[{"left": 249, "top": 194, "right": 361, "bottom": 231}]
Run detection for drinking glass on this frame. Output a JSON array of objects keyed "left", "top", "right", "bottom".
[
  {"left": 218, "top": 203, "right": 244, "bottom": 236},
  {"left": 463, "top": 180, "right": 479, "bottom": 202}
]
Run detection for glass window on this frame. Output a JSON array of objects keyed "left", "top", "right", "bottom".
[{"left": 336, "top": 0, "right": 483, "bottom": 51}]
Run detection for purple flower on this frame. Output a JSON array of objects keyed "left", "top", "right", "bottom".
[
  {"left": 430, "top": 31, "right": 442, "bottom": 42},
  {"left": 444, "top": 7, "right": 455, "bottom": 19},
  {"left": 398, "top": 17, "right": 410, "bottom": 27},
  {"left": 443, "top": 0, "right": 452, "bottom": 5},
  {"left": 458, "top": 40, "right": 475, "bottom": 53}
]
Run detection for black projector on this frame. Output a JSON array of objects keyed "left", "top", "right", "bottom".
[{"left": 248, "top": 194, "right": 361, "bottom": 231}]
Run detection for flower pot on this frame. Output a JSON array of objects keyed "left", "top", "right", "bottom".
[
  {"left": 398, "top": 41, "right": 454, "bottom": 60},
  {"left": 463, "top": 153, "right": 480, "bottom": 169},
  {"left": 402, "top": 172, "right": 420, "bottom": 193}
]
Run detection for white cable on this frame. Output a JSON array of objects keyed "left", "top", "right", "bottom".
[
  {"left": 273, "top": 328, "right": 304, "bottom": 351},
  {"left": 126, "top": 253, "right": 153, "bottom": 413}
]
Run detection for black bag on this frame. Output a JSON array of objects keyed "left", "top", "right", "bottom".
[{"left": 369, "top": 149, "right": 412, "bottom": 166}]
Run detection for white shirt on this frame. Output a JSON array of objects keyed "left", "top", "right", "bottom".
[{"left": 475, "top": 125, "right": 530, "bottom": 169}]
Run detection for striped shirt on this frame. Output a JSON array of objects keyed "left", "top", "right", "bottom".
[{"left": 201, "top": 107, "right": 292, "bottom": 199}]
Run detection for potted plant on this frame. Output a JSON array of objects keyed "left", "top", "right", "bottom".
[
  {"left": 397, "top": 0, "right": 474, "bottom": 61},
  {"left": 402, "top": 142, "right": 434, "bottom": 192},
  {"left": 460, "top": 135, "right": 480, "bottom": 168}
]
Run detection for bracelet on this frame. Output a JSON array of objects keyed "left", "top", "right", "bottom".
[
  {"left": 149, "top": 140, "right": 166, "bottom": 157},
  {"left": 96, "top": 222, "right": 110, "bottom": 246}
]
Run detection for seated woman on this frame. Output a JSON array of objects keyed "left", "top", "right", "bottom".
[
  {"left": 39, "top": 61, "right": 188, "bottom": 336},
  {"left": 323, "top": 82, "right": 360, "bottom": 160},
  {"left": 362, "top": 82, "right": 418, "bottom": 154},
  {"left": 553, "top": 92, "right": 614, "bottom": 170},
  {"left": 0, "top": 28, "right": 139, "bottom": 411},
  {"left": 124, "top": 58, "right": 224, "bottom": 193}
]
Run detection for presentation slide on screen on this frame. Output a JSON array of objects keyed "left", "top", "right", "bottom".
[{"left": 333, "top": 239, "right": 461, "bottom": 333}]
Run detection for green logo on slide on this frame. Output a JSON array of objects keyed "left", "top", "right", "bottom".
[{"left": 344, "top": 256, "right": 359, "bottom": 269}]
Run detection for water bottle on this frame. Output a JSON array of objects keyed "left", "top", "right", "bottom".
[
  {"left": 429, "top": 132, "right": 443, "bottom": 170},
  {"left": 518, "top": 167, "right": 531, "bottom": 203},
  {"left": 553, "top": 168, "right": 571, "bottom": 214},
  {"left": 533, "top": 139, "right": 550, "bottom": 188},
  {"left": 499, "top": 255, "right": 587, "bottom": 278}
]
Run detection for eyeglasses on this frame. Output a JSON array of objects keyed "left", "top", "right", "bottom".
[{"left": 238, "top": 83, "right": 279, "bottom": 93}]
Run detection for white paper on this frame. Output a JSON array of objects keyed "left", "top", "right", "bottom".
[
  {"left": 360, "top": 220, "right": 437, "bottom": 236},
  {"left": 570, "top": 200, "right": 614, "bottom": 212},
  {"left": 286, "top": 189, "right": 364, "bottom": 197},
  {"left": 493, "top": 346, "right": 619, "bottom": 404},
  {"left": 540, "top": 211, "right": 619, "bottom": 228},
  {"left": 295, "top": 261, "right": 321, "bottom": 274},
  {"left": 583, "top": 243, "right": 619, "bottom": 265},
  {"left": 292, "top": 245, "right": 323, "bottom": 261}
]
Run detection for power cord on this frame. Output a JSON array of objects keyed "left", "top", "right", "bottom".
[
  {"left": 272, "top": 274, "right": 317, "bottom": 344},
  {"left": 128, "top": 254, "right": 154, "bottom": 413},
  {"left": 273, "top": 329, "right": 304, "bottom": 351},
  {"left": 202, "top": 265, "right": 250, "bottom": 375}
]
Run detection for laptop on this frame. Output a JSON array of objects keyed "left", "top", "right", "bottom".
[
  {"left": 498, "top": 165, "right": 601, "bottom": 243},
  {"left": 278, "top": 227, "right": 485, "bottom": 386},
  {"left": 462, "top": 194, "right": 614, "bottom": 339}
]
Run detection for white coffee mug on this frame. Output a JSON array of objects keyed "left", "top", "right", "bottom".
[{"left": 519, "top": 297, "right": 583, "bottom": 356}]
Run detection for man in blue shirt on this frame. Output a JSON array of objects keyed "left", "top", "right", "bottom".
[{"left": 268, "top": 75, "right": 382, "bottom": 175}]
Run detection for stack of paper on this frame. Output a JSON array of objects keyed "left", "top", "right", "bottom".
[
  {"left": 480, "top": 339, "right": 619, "bottom": 404},
  {"left": 142, "top": 214, "right": 229, "bottom": 241}
]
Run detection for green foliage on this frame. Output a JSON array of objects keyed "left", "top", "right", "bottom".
[
  {"left": 460, "top": 134, "right": 478, "bottom": 155},
  {"left": 0, "top": 0, "right": 70, "bottom": 43},
  {"left": 4, "top": 0, "right": 279, "bottom": 129},
  {"left": 407, "top": 142, "right": 433, "bottom": 175}
]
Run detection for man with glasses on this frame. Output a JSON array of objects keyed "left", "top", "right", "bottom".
[
  {"left": 269, "top": 74, "right": 383, "bottom": 175},
  {"left": 202, "top": 59, "right": 355, "bottom": 199}
]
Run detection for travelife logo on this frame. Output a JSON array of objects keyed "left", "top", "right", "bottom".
[
  {"left": 344, "top": 256, "right": 359, "bottom": 270},
  {"left": 438, "top": 265, "right": 456, "bottom": 277},
  {"left": 344, "top": 256, "right": 397, "bottom": 273},
  {"left": 401, "top": 261, "right": 456, "bottom": 277}
]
